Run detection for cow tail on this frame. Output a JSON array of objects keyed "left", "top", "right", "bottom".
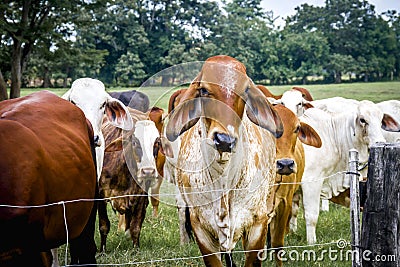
[{"left": 184, "top": 206, "right": 194, "bottom": 241}]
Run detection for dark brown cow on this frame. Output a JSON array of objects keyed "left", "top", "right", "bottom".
[
  {"left": 98, "top": 107, "right": 172, "bottom": 251},
  {"left": 0, "top": 91, "right": 97, "bottom": 266}
]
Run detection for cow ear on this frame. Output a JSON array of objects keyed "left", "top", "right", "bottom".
[
  {"left": 165, "top": 97, "right": 202, "bottom": 142},
  {"left": 105, "top": 97, "right": 134, "bottom": 131},
  {"left": 382, "top": 113, "right": 400, "bottom": 132},
  {"left": 303, "top": 101, "right": 314, "bottom": 110},
  {"left": 160, "top": 136, "right": 174, "bottom": 158},
  {"left": 61, "top": 89, "right": 72, "bottom": 101},
  {"left": 105, "top": 137, "right": 123, "bottom": 152},
  {"left": 245, "top": 83, "right": 284, "bottom": 138},
  {"left": 298, "top": 122, "right": 322, "bottom": 148}
]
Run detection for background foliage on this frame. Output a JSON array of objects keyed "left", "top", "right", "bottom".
[{"left": 1, "top": 0, "right": 400, "bottom": 99}]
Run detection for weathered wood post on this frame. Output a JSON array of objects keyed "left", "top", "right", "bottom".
[
  {"left": 349, "top": 149, "right": 362, "bottom": 267},
  {"left": 361, "top": 143, "right": 400, "bottom": 266}
]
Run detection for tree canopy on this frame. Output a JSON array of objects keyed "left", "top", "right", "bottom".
[{"left": 1, "top": 0, "right": 399, "bottom": 98}]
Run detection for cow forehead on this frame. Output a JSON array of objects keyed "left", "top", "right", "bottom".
[
  {"left": 358, "top": 101, "right": 383, "bottom": 121},
  {"left": 281, "top": 90, "right": 302, "bottom": 104},
  {"left": 200, "top": 62, "right": 249, "bottom": 97},
  {"left": 70, "top": 80, "right": 108, "bottom": 105},
  {"left": 134, "top": 120, "right": 159, "bottom": 143}
]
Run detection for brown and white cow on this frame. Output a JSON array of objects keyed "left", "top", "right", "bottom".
[
  {"left": 0, "top": 91, "right": 97, "bottom": 266},
  {"left": 165, "top": 55, "right": 283, "bottom": 266},
  {"left": 98, "top": 107, "right": 172, "bottom": 251},
  {"left": 267, "top": 105, "right": 321, "bottom": 266}
]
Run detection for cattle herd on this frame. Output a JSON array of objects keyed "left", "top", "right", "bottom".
[{"left": 0, "top": 55, "right": 399, "bottom": 267}]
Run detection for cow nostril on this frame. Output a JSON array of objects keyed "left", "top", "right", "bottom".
[
  {"left": 213, "top": 133, "right": 237, "bottom": 153},
  {"left": 140, "top": 168, "right": 156, "bottom": 177}
]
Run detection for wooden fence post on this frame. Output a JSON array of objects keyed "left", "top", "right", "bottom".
[
  {"left": 361, "top": 143, "right": 400, "bottom": 267},
  {"left": 349, "top": 148, "right": 362, "bottom": 267}
]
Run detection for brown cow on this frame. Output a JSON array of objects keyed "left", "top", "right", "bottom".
[
  {"left": 165, "top": 55, "right": 283, "bottom": 266},
  {"left": 0, "top": 91, "right": 97, "bottom": 266},
  {"left": 267, "top": 105, "right": 321, "bottom": 266},
  {"left": 98, "top": 107, "right": 172, "bottom": 251},
  {"left": 256, "top": 85, "right": 314, "bottom": 102}
]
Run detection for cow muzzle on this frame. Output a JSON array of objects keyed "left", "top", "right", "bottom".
[
  {"left": 276, "top": 158, "right": 296, "bottom": 175},
  {"left": 213, "top": 132, "right": 237, "bottom": 153}
]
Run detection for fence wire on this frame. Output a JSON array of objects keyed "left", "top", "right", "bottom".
[{"left": 0, "top": 169, "right": 354, "bottom": 266}]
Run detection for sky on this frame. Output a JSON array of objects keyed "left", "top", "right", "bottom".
[{"left": 260, "top": 0, "right": 400, "bottom": 27}]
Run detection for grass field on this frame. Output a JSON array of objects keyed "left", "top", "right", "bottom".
[{"left": 19, "top": 82, "right": 400, "bottom": 266}]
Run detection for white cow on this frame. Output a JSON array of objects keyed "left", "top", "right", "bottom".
[
  {"left": 311, "top": 97, "right": 399, "bottom": 212},
  {"left": 62, "top": 78, "right": 133, "bottom": 178},
  {"left": 377, "top": 100, "right": 400, "bottom": 142},
  {"left": 292, "top": 100, "right": 400, "bottom": 244}
]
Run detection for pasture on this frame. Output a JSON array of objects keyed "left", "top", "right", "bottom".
[{"left": 21, "top": 81, "right": 400, "bottom": 266}]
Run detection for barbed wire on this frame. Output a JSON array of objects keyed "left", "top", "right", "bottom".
[
  {"left": 0, "top": 170, "right": 351, "bottom": 209},
  {"left": 0, "top": 169, "right": 355, "bottom": 266}
]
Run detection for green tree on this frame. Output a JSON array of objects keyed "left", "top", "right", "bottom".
[
  {"left": 115, "top": 51, "right": 146, "bottom": 86},
  {"left": 0, "top": 0, "right": 91, "bottom": 98}
]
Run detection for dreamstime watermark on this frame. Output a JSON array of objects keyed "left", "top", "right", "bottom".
[{"left": 257, "top": 239, "right": 397, "bottom": 263}]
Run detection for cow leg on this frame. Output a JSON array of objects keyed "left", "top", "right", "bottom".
[
  {"left": 320, "top": 199, "right": 330, "bottom": 211},
  {"left": 176, "top": 192, "right": 191, "bottom": 245},
  {"left": 301, "top": 183, "right": 322, "bottom": 244},
  {"left": 289, "top": 190, "right": 301, "bottom": 232},
  {"left": 270, "top": 200, "right": 292, "bottom": 267},
  {"left": 150, "top": 177, "right": 163, "bottom": 217},
  {"left": 98, "top": 200, "right": 110, "bottom": 253},
  {"left": 117, "top": 214, "right": 126, "bottom": 232},
  {"left": 188, "top": 213, "right": 223, "bottom": 267},
  {"left": 242, "top": 221, "right": 268, "bottom": 267},
  {"left": 50, "top": 248, "right": 59, "bottom": 267},
  {"left": 127, "top": 195, "right": 149, "bottom": 247},
  {"left": 69, "top": 200, "right": 97, "bottom": 266},
  {"left": 40, "top": 250, "right": 53, "bottom": 267}
]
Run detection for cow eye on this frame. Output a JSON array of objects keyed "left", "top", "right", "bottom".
[
  {"left": 199, "top": 88, "right": 209, "bottom": 97},
  {"left": 153, "top": 137, "right": 161, "bottom": 158},
  {"left": 71, "top": 100, "right": 76, "bottom": 105},
  {"left": 360, "top": 118, "right": 367, "bottom": 125},
  {"left": 100, "top": 101, "right": 106, "bottom": 109},
  {"left": 294, "top": 125, "right": 300, "bottom": 133}
]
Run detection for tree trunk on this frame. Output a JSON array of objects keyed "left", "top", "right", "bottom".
[
  {"left": 10, "top": 40, "right": 22, "bottom": 99},
  {"left": 63, "top": 77, "right": 68, "bottom": 88},
  {"left": 42, "top": 66, "right": 53, "bottom": 88},
  {"left": 335, "top": 71, "right": 342, "bottom": 83},
  {"left": 364, "top": 73, "right": 369, "bottom": 82},
  {"left": 0, "top": 70, "right": 8, "bottom": 101}
]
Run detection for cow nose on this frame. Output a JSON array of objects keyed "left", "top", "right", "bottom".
[
  {"left": 213, "top": 133, "right": 237, "bottom": 153},
  {"left": 140, "top": 167, "right": 156, "bottom": 177},
  {"left": 94, "top": 135, "right": 101, "bottom": 147},
  {"left": 276, "top": 159, "right": 296, "bottom": 175}
]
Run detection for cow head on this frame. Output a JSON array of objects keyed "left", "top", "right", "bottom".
[
  {"left": 274, "top": 105, "right": 322, "bottom": 175},
  {"left": 106, "top": 119, "right": 173, "bottom": 191},
  {"left": 63, "top": 78, "right": 133, "bottom": 147},
  {"left": 274, "top": 89, "right": 313, "bottom": 117},
  {"left": 352, "top": 100, "right": 400, "bottom": 162},
  {"left": 166, "top": 55, "right": 283, "bottom": 154}
]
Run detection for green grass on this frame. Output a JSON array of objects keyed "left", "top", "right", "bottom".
[{"left": 19, "top": 82, "right": 400, "bottom": 266}]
